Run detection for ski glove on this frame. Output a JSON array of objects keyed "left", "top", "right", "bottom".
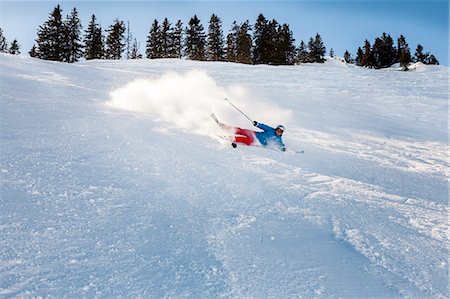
[
  {"left": 281, "top": 148, "right": 286, "bottom": 152},
  {"left": 253, "top": 121, "right": 258, "bottom": 126}
]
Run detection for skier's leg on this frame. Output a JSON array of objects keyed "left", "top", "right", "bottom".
[{"left": 234, "top": 128, "right": 255, "bottom": 145}]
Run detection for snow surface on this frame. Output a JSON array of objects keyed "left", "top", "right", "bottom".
[{"left": 1, "top": 54, "right": 449, "bottom": 298}]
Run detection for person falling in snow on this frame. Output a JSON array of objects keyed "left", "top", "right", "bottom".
[{"left": 219, "top": 120, "right": 286, "bottom": 152}]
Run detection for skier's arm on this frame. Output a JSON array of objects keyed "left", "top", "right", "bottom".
[
  {"left": 254, "top": 122, "right": 273, "bottom": 131},
  {"left": 279, "top": 140, "right": 286, "bottom": 152}
]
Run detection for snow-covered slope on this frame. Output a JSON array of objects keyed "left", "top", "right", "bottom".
[{"left": 1, "top": 54, "right": 448, "bottom": 298}]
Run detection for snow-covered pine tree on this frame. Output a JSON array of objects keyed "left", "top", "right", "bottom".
[
  {"left": 8, "top": 39, "right": 20, "bottom": 55},
  {"left": 105, "top": 18, "right": 125, "bottom": 59},
  {"left": 185, "top": 15, "right": 206, "bottom": 61},
  {"left": 63, "top": 7, "right": 83, "bottom": 63},
  {"left": 146, "top": 19, "right": 162, "bottom": 59},
  {"left": 236, "top": 20, "right": 252, "bottom": 64},
  {"left": 207, "top": 14, "right": 225, "bottom": 61},
  {"left": 84, "top": 15, "right": 104, "bottom": 60},
  {"left": 35, "top": 4, "right": 65, "bottom": 61},
  {"left": 0, "top": 28, "right": 7, "bottom": 53}
]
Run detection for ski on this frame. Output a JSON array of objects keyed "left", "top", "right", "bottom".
[
  {"left": 210, "top": 113, "right": 220, "bottom": 125},
  {"left": 211, "top": 113, "right": 236, "bottom": 148},
  {"left": 211, "top": 113, "right": 227, "bottom": 130}
]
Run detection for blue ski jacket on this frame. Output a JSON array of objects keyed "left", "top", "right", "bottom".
[{"left": 254, "top": 122, "right": 286, "bottom": 151}]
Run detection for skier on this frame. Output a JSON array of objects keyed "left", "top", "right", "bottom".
[{"left": 216, "top": 118, "right": 286, "bottom": 151}]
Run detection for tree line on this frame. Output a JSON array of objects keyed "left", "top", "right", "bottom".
[
  {"left": 0, "top": 28, "right": 21, "bottom": 55},
  {"left": 1, "top": 4, "right": 440, "bottom": 69},
  {"left": 343, "top": 32, "right": 439, "bottom": 70}
]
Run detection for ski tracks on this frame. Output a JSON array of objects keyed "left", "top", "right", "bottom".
[{"left": 238, "top": 151, "right": 449, "bottom": 298}]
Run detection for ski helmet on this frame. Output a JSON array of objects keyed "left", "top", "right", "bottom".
[{"left": 276, "top": 125, "right": 285, "bottom": 132}]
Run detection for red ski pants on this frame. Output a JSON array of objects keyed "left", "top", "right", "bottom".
[{"left": 234, "top": 128, "right": 256, "bottom": 145}]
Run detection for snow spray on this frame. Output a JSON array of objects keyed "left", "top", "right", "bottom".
[{"left": 108, "top": 70, "right": 291, "bottom": 136}]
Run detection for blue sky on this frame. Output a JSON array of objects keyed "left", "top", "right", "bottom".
[{"left": 1, "top": 0, "right": 448, "bottom": 65}]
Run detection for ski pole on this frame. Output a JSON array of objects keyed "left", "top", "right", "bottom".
[{"left": 224, "top": 98, "right": 253, "bottom": 123}]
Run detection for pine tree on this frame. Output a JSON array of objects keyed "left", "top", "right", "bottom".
[
  {"left": 412, "top": 44, "right": 439, "bottom": 65},
  {"left": 36, "top": 4, "right": 65, "bottom": 61},
  {"left": 277, "top": 23, "right": 296, "bottom": 65},
  {"left": 63, "top": 7, "right": 83, "bottom": 63},
  {"left": 207, "top": 14, "right": 225, "bottom": 61},
  {"left": 296, "top": 40, "right": 309, "bottom": 63},
  {"left": 236, "top": 20, "right": 252, "bottom": 64},
  {"left": 414, "top": 44, "right": 427, "bottom": 63},
  {"left": 344, "top": 50, "right": 353, "bottom": 63},
  {"left": 84, "top": 15, "right": 104, "bottom": 60},
  {"left": 129, "top": 38, "right": 142, "bottom": 59},
  {"left": 308, "top": 33, "right": 326, "bottom": 63},
  {"left": 371, "top": 37, "right": 383, "bottom": 68},
  {"left": 355, "top": 47, "right": 364, "bottom": 66},
  {"left": 329, "top": 48, "right": 334, "bottom": 58},
  {"left": 160, "top": 18, "right": 173, "bottom": 58},
  {"left": 9, "top": 39, "right": 20, "bottom": 55},
  {"left": 146, "top": 19, "right": 162, "bottom": 59},
  {"left": 185, "top": 15, "right": 206, "bottom": 61},
  {"left": 384, "top": 33, "right": 397, "bottom": 66},
  {"left": 397, "top": 35, "right": 411, "bottom": 70},
  {"left": 266, "top": 19, "right": 279, "bottom": 64},
  {"left": 361, "top": 39, "right": 374, "bottom": 68},
  {"left": 0, "top": 28, "right": 7, "bottom": 53},
  {"left": 426, "top": 55, "right": 439, "bottom": 65},
  {"left": 105, "top": 19, "right": 125, "bottom": 59},
  {"left": 253, "top": 15, "right": 296, "bottom": 65},
  {"left": 29, "top": 45, "right": 39, "bottom": 57},
  {"left": 125, "top": 21, "right": 132, "bottom": 59},
  {"left": 371, "top": 33, "right": 396, "bottom": 68},
  {"left": 226, "top": 21, "right": 239, "bottom": 62},
  {"left": 171, "top": 20, "right": 183, "bottom": 58},
  {"left": 253, "top": 14, "right": 269, "bottom": 64}
]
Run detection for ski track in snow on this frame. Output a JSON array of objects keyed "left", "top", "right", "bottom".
[
  {"left": 1, "top": 54, "right": 449, "bottom": 298},
  {"left": 239, "top": 153, "right": 448, "bottom": 296}
]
